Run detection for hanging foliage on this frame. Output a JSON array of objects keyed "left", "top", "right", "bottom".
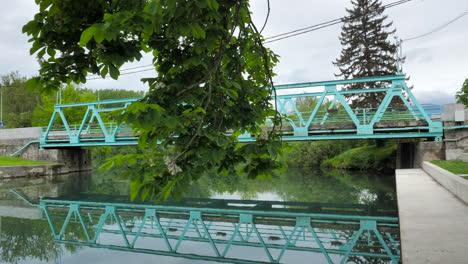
[{"left": 23, "top": 0, "right": 286, "bottom": 201}]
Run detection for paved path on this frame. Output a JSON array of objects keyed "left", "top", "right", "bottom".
[{"left": 396, "top": 169, "right": 468, "bottom": 264}]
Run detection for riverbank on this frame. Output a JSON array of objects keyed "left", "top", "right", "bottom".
[
  {"left": 0, "top": 156, "right": 61, "bottom": 178},
  {"left": 0, "top": 156, "right": 54, "bottom": 166}
]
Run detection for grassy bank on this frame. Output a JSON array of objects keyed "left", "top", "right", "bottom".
[
  {"left": 431, "top": 160, "right": 468, "bottom": 175},
  {"left": 322, "top": 144, "right": 397, "bottom": 171},
  {"left": 0, "top": 156, "right": 54, "bottom": 166}
]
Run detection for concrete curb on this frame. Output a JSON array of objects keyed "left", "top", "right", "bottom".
[
  {"left": 422, "top": 161, "right": 468, "bottom": 204},
  {"left": 0, "top": 164, "right": 63, "bottom": 178}
]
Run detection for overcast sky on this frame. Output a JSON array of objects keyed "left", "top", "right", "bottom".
[{"left": 1, "top": 0, "right": 467, "bottom": 105}]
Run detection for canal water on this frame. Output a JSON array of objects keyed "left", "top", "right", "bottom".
[{"left": 0, "top": 168, "right": 400, "bottom": 264}]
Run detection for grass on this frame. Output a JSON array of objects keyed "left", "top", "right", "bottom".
[
  {"left": 431, "top": 160, "right": 468, "bottom": 175},
  {"left": 322, "top": 143, "right": 397, "bottom": 170},
  {"left": 0, "top": 156, "right": 55, "bottom": 166}
]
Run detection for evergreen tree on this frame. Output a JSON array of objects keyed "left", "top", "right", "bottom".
[{"left": 334, "top": 0, "right": 398, "bottom": 108}]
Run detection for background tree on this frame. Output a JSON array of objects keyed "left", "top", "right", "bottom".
[
  {"left": 334, "top": 0, "right": 398, "bottom": 108},
  {"left": 31, "top": 85, "right": 97, "bottom": 127},
  {"left": 23, "top": 0, "right": 285, "bottom": 201},
  {"left": 31, "top": 85, "right": 144, "bottom": 127},
  {"left": 0, "top": 72, "right": 42, "bottom": 128},
  {"left": 455, "top": 78, "right": 468, "bottom": 106}
]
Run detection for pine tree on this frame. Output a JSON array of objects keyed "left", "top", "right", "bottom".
[{"left": 334, "top": 0, "right": 398, "bottom": 108}]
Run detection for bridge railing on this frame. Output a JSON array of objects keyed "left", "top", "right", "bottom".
[{"left": 284, "top": 104, "right": 442, "bottom": 127}]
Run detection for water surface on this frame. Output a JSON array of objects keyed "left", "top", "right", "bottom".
[{"left": 0, "top": 168, "right": 399, "bottom": 263}]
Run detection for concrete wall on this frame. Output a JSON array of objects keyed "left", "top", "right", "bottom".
[
  {"left": 422, "top": 161, "right": 468, "bottom": 205},
  {"left": 442, "top": 103, "right": 468, "bottom": 161},
  {"left": 0, "top": 164, "right": 63, "bottom": 179},
  {"left": 0, "top": 127, "right": 42, "bottom": 141},
  {"left": 414, "top": 141, "right": 445, "bottom": 168}
]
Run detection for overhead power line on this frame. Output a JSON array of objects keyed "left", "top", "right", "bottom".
[
  {"left": 86, "top": 0, "right": 413, "bottom": 81},
  {"left": 403, "top": 8, "right": 468, "bottom": 41},
  {"left": 87, "top": 68, "right": 154, "bottom": 81},
  {"left": 264, "top": 0, "right": 414, "bottom": 44},
  {"left": 87, "top": 63, "right": 154, "bottom": 78}
]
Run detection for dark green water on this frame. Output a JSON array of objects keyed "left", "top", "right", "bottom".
[{"left": 0, "top": 168, "right": 399, "bottom": 264}]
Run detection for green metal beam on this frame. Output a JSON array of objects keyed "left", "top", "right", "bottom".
[{"left": 274, "top": 75, "right": 406, "bottom": 90}]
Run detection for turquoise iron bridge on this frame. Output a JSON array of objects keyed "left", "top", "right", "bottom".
[
  {"left": 40, "top": 75, "right": 443, "bottom": 148},
  {"left": 38, "top": 194, "right": 400, "bottom": 263}
]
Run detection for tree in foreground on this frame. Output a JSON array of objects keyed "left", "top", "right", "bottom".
[
  {"left": 23, "top": 0, "right": 285, "bottom": 200},
  {"left": 334, "top": 0, "right": 398, "bottom": 108},
  {"left": 456, "top": 79, "right": 468, "bottom": 106}
]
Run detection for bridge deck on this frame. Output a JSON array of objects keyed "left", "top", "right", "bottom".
[
  {"left": 42, "top": 120, "right": 439, "bottom": 147},
  {"left": 396, "top": 169, "right": 468, "bottom": 264}
]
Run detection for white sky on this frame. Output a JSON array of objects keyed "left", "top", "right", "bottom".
[{"left": 1, "top": 0, "right": 467, "bottom": 105}]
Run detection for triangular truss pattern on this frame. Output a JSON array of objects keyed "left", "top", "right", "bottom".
[
  {"left": 275, "top": 75, "right": 443, "bottom": 139},
  {"left": 41, "top": 99, "right": 138, "bottom": 147},
  {"left": 40, "top": 198, "right": 401, "bottom": 264}
]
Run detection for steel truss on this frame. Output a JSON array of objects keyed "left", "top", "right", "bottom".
[{"left": 39, "top": 75, "right": 442, "bottom": 148}]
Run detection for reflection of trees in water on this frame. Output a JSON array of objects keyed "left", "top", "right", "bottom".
[
  {"left": 89, "top": 146, "right": 396, "bottom": 206},
  {"left": 186, "top": 168, "right": 397, "bottom": 207},
  {"left": 320, "top": 169, "right": 397, "bottom": 208},
  {"left": 0, "top": 174, "right": 93, "bottom": 264},
  {"left": 0, "top": 217, "right": 85, "bottom": 264},
  {"left": 0, "top": 217, "right": 60, "bottom": 263}
]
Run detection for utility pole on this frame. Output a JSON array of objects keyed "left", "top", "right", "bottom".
[
  {"left": 1, "top": 87, "right": 3, "bottom": 124},
  {"left": 0, "top": 84, "right": 3, "bottom": 127},
  {"left": 394, "top": 37, "right": 404, "bottom": 74}
]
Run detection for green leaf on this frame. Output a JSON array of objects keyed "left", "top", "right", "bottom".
[
  {"left": 29, "top": 41, "right": 42, "bottom": 55},
  {"left": 190, "top": 24, "right": 206, "bottom": 39},
  {"left": 100, "top": 65, "right": 108, "bottom": 78},
  {"left": 79, "top": 27, "right": 96, "bottom": 47},
  {"left": 47, "top": 47, "right": 56, "bottom": 57},
  {"left": 24, "top": 78, "right": 39, "bottom": 91},
  {"left": 109, "top": 65, "right": 120, "bottom": 79},
  {"left": 144, "top": 0, "right": 159, "bottom": 15},
  {"left": 130, "top": 180, "right": 145, "bottom": 201},
  {"left": 94, "top": 29, "right": 105, "bottom": 43},
  {"left": 37, "top": 47, "right": 46, "bottom": 58}
]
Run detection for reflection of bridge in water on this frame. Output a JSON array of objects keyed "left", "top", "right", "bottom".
[
  {"left": 34, "top": 194, "right": 400, "bottom": 264},
  {"left": 39, "top": 75, "right": 442, "bottom": 148}
]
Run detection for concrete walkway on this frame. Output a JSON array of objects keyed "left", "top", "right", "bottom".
[{"left": 396, "top": 169, "right": 468, "bottom": 264}]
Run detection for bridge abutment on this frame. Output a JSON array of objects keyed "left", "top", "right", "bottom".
[
  {"left": 442, "top": 103, "right": 468, "bottom": 161},
  {"left": 0, "top": 127, "right": 91, "bottom": 175},
  {"left": 396, "top": 141, "right": 445, "bottom": 169}
]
